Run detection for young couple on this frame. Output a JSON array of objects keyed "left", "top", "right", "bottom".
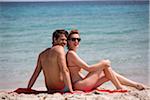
[{"left": 27, "top": 29, "right": 145, "bottom": 93}]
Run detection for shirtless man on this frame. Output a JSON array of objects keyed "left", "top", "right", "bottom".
[{"left": 27, "top": 29, "right": 73, "bottom": 93}]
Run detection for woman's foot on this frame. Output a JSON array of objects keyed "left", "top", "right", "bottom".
[
  {"left": 116, "top": 85, "right": 125, "bottom": 90},
  {"left": 135, "top": 83, "right": 146, "bottom": 90}
]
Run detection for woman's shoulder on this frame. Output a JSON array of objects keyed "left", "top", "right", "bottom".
[
  {"left": 67, "top": 50, "right": 78, "bottom": 58},
  {"left": 67, "top": 50, "right": 76, "bottom": 55}
]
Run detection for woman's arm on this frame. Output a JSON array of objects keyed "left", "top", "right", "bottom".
[{"left": 67, "top": 51, "right": 99, "bottom": 72}]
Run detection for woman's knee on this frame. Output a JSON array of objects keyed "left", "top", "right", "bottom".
[{"left": 101, "top": 59, "right": 111, "bottom": 68}]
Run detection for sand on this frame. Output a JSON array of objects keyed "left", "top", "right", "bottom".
[{"left": 0, "top": 85, "right": 150, "bottom": 100}]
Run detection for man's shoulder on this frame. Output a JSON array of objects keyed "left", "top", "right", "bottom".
[
  {"left": 39, "top": 48, "right": 51, "bottom": 56},
  {"left": 39, "top": 46, "right": 64, "bottom": 57},
  {"left": 53, "top": 45, "right": 64, "bottom": 49},
  {"left": 52, "top": 45, "right": 64, "bottom": 52}
]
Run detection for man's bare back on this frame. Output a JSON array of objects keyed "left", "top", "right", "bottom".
[
  {"left": 40, "top": 46, "right": 65, "bottom": 90},
  {"left": 27, "top": 30, "right": 73, "bottom": 93}
]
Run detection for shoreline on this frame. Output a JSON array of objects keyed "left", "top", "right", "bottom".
[{"left": 0, "top": 74, "right": 149, "bottom": 91}]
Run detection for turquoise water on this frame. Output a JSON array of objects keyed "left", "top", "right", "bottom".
[{"left": 0, "top": 1, "right": 149, "bottom": 90}]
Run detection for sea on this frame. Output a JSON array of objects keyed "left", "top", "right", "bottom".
[{"left": 0, "top": 1, "right": 149, "bottom": 90}]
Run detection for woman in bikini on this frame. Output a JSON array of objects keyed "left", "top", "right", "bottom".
[{"left": 66, "top": 29, "right": 145, "bottom": 92}]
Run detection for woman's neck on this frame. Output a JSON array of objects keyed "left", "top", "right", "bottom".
[{"left": 69, "top": 48, "right": 77, "bottom": 52}]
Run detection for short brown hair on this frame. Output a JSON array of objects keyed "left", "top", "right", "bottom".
[{"left": 52, "top": 29, "right": 68, "bottom": 44}]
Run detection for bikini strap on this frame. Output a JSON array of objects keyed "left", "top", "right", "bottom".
[{"left": 66, "top": 51, "right": 69, "bottom": 66}]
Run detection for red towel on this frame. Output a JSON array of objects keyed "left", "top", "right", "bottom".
[
  {"left": 13, "top": 88, "right": 47, "bottom": 94},
  {"left": 13, "top": 88, "right": 128, "bottom": 94},
  {"left": 95, "top": 89, "right": 128, "bottom": 93}
]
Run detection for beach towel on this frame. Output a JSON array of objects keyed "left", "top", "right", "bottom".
[
  {"left": 13, "top": 88, "right": 128, "bottom": 94},
  {"left": 13, "top": 88, "right": 47, "bottom": 94}
]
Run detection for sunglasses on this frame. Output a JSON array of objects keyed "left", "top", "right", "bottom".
[{"left": 68, "top": 38, "right": 81, "bottom": 42}]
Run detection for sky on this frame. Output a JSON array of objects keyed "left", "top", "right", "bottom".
[{"left": 0, "top": 0, "right": 146, "bottom": 2}]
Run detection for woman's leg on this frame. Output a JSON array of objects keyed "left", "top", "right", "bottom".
[
  {"left": 94, "top": 75, "right": 109, "bottom": 89},
  {"left": 99, "top": 60, "right": 145, "bottom": 90},
  {"left": 74, "top": 68, "right": 105, "bottom": 91},
  {"left": 112, "top": 70, "right": 145, "bottom": 90},
  {"left": 74, "top": 59, "right": 145, "bottom": 91},
  {"left": 74, "top": 60, "right": 123, "bottom": 91},
  {"left": 97, "top": 60, "right": 123, "bottom": 89}
]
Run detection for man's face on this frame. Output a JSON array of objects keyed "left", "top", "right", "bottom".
[{"left": 55, "top": 34, "right": 67, "bottom": 47}]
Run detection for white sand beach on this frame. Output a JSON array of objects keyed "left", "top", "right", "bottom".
[{"left": 0, "top": 84, "right": 150, "bottom": 100}]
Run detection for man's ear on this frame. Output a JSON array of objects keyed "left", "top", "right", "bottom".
[{"left": 53, "top": 37, "right": 57, "bottom": 43}]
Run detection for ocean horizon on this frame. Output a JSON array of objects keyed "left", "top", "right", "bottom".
[{"left": 0, "top": 1, "right": 149, "bottom": 90}]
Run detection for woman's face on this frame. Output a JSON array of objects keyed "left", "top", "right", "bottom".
[{"left": 68, "top": 34, "right": 81, "bottom": 50}]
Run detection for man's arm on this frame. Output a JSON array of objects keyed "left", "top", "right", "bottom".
[
  {"left": 27, "top": 54, "right": 42, "bottom": 88},
  {"left": 58, "top": 47, "right": 73, "bottom": 92}
]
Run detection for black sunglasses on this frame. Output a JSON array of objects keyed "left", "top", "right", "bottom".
[{"left": 68, "top": 38, "right": 81, "bottom": 42}]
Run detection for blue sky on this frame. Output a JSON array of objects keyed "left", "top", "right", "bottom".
[{"left": 0, "top": 0, "right": 144, "bottom": 2}]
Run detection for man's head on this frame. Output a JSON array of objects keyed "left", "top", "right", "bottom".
[{"left": 52, "top": 29, "right": 68, "bottom": 47}]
